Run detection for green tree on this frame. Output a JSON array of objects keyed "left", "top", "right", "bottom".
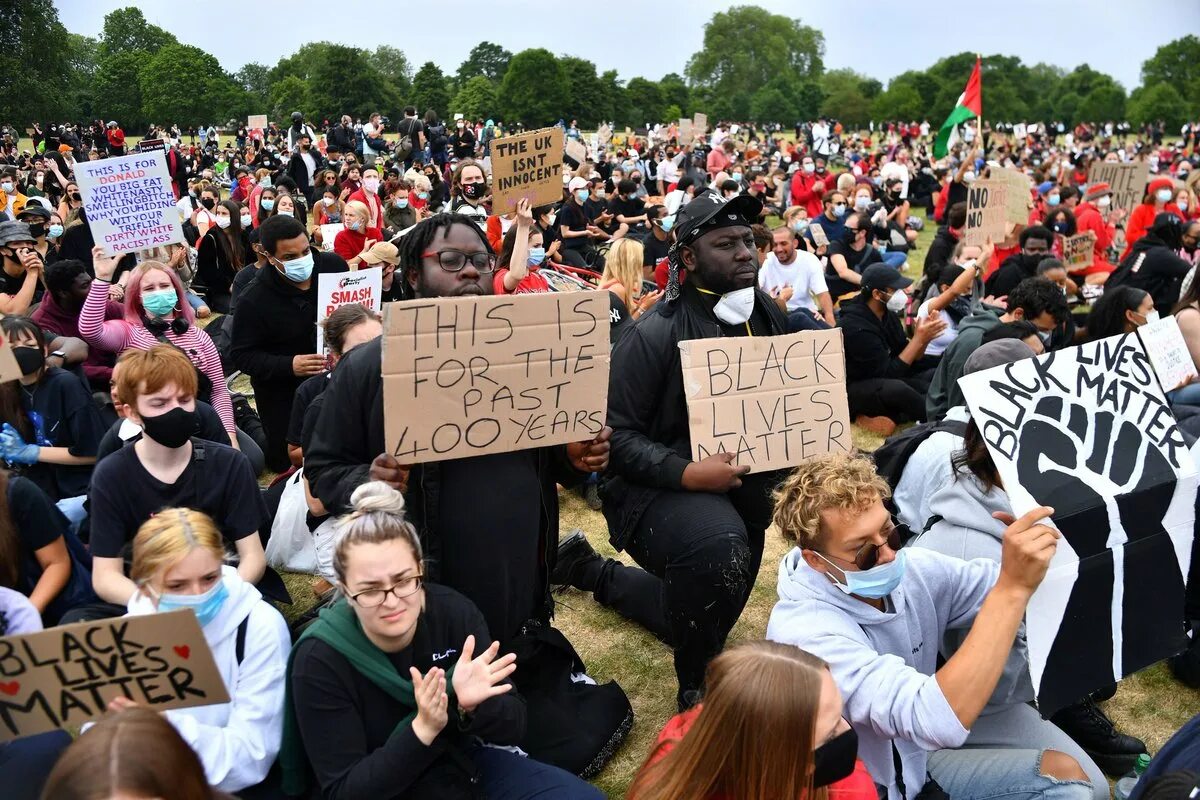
[
  {"left": 0, "top": 0, "right": 73, "bottom": 124},
  {"left": 270, "top": 42, "right": 336, "bottom": 85},
  {"left": 457, "top": 42, "right": 512, "bottom": 84},
  {"left": 235, "top": 62, "right": 271, "bottom": 112},
  {"left": 1128, "top": 83, "right": 1189, "bottom": 128},
  {"left": 93, "top": 51, "right": 150, "bottom": 130},
  {"left": 1078, "top": 84, "right": 1126, "bottom": 123},
  {"left": 307, "top": 45, "right": 401, "bottom": 121},
  {"left": 1141, "top": 35, "right": 1200, "bottom": 116},
  {"left": 412, "top": 61, "right": 452, "bottom": 117},
  {"left": 819, "top": 69, "right": 873, "bottom": 126},
  {"left": 625, "top": 78, "right": 665, "bottom": 126},
  {"left": 64, "top": 33, "right": 101, "bottom": 120},
  {"left": 559, "top": 56, "right": 607, "bottom": 127},
  {"left": 686, "top": 6, "right": 824, "bottom": 120},
  {"left": 1026, "top": 63, "right": 1066, "bottom": 120},
  {"left": 452, "top": 76, "right": 498, "bottom": 120},
  {"left": 750, "top": 86, "right": 790, "bottom": 124},
  {"left": 270, "top": 76, "right": 312, "bottom": 121},
  {"left": 140, "top": 44, "right": 241, "bottom": 127},
  {"left": 664, "top": 104, "right": 683, "bottom": 122},
  {"left": 659, "top": 73, "right": 691, "bottom": 116},
  {"left": 498, "top": 49, "right": 569, "bottom": 126},
  {"left": 600, "top": 70, "right": 633, "bottom": 128},
  {"left": 368, "top": 45, "right": 413, "bottom": 95},
  {"left": 98, "top": 7, "right": 175, "bottom": 60},
  {"left": 872, "top": 84, "right": 924, "bottom": 122}
]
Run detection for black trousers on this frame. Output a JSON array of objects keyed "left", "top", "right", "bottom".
[
  {"left": 847, "top": 361, "right": 939, "bottom": 423},
  {"left": 253, "top": 380, "right": 297, "bottom": 473},
  {"left": 595, "top": 488, "right": 768, "bottom": 700}
]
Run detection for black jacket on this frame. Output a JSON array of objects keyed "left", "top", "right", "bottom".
[
  {"left": 327, "top": 124, "right": 356, "bottom": 154},
  {"left": 838, "top": 294, "right": 912, "bottom": 383},
  {"left": 601, "top": 281, "right": 787, "bottom": 548},
  {"left": 287, "top": 148, "right": 325, "bottom": 203},
  {"left": 230, "top": 251, "right": 347, "bottom": 391},
  {"left": 922, "top": 226, "right": 960, "bottom": 285},
  {"left": 303, "top": 336, "right": 582, "bottom": 637},
  {"left": 984, "top": 252, "right": 1036, "bottom": 299},
  {"left": 1109, "top": 233, "right": 1193, "bottom": 315}
]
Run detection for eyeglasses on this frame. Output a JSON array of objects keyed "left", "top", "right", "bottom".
[
  {"left": 847, "top": 520, "right": 905, "bottom": 570},
  {"left": 421, "top": 249, "right": 497, "bottom": 273},
  {"left": 349, "top": 575, "right": 424, "bottom": 607}
]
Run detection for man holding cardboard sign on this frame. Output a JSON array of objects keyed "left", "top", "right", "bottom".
[{"left": 554, "top": 190, "right": 792, "bottom": 709}]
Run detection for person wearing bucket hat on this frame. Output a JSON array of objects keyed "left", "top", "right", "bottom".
[
  {"left": 1122, "top": 176, "right": 1184, "bottom": 260},
  {"left": 0, "top": 220, "right": 44, "bottom": 314},
  {"left": 552, "top": 188, "right": 791, "bottom": 709},
  {"left": 1073, "top": 181, "right": 1125, "bottom": 280}
]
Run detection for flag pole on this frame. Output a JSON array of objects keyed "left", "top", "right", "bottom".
[{"left": 976, "top": 54, "right": 984, "bottom": 156}]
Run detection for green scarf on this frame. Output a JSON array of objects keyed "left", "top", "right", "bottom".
[{"left": 279, "top": 597, "right": 456, "bottom": 796}]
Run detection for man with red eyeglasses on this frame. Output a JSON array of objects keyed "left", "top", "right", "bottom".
[{"left": 767, "top": 452, "right": 1103, "bottom": 800}]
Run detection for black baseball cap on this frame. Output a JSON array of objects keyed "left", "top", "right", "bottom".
[
  {"left": 673, "top": 188, "right": 763, "bottom": 248},
  {"left": 860, "top": 265, "right": 913, "bottom": 292}
]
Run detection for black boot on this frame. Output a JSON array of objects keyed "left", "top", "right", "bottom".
[
  {"left": 1170, "top": 625, "right": 1200, "bottom": 689},
  {"left": 1050, "top": 696, "right": 1147, "bottom": 777},
  {"left": 551, "top": 530, "right": 605, "bottom": 593}
]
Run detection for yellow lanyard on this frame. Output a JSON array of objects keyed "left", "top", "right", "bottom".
[{"left": 695, "top": 287, "right": 754, "bottom": 336}]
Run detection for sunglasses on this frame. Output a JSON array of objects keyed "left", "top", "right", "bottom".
[{"left": 847, "top": 520, "right": 905, "bottom": 570}]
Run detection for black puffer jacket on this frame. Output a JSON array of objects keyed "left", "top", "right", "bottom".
[
  {"left": 600, "top": 281, "right": 787, "bottom": 548},
  {"left": 1108, "top": 232, "right": 1193, "bottom": 315}
]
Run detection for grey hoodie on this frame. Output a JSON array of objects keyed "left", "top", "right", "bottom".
[
  {"left": 767, "top": 547, "right": 998, "bottom": 799},
  {"left": 925, "top": 309, "right": 1002, "bottom": 421},
  {"left": 911, "top": 474, "right": 1036, "bottom": 711}
]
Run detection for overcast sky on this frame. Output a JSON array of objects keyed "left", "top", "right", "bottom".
[{"left": 55, "top": 0, "right": 1199, "bottom": 91}]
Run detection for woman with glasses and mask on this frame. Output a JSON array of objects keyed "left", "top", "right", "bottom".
[
  {"left": 284, "top": 481, "right": 603, "bottom": 800},
  {"left": 117, "top": 507, "right": 290, "bottom": 796}
]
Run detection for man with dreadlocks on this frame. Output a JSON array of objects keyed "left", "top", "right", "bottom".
[
  {"left": 552, "top": 189, "right": 789, "bottom": 709},
  {"left": 304, "top": 212, "right": 612, "bottom": 645}
]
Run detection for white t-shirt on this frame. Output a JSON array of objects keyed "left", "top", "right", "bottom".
[
  {"left": 758, "top": 250, "right": 827, "bottom": 314},
  {"left": 916, "top": 298, "right": 958, "bottom": 356}
]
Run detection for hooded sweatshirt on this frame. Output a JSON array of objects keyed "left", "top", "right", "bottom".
[
  {"left": 126, "top": 566, "right": 291, "bottom": 792},
  {"left": 925, "top": 309, "right": 1001, "bottom": 421},
  {"left": 891, "top": 405, "right": 971, "bottom": 532},
  {"left": 910, "top": 476, "right": 1035, "bottom": 712},
  {"left": 767, "top": 547, "right": 998, "bottom": 800}
]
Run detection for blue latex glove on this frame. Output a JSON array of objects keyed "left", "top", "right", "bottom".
[{"left": 0, "top": 423, "right": 39, "bottom": 466}]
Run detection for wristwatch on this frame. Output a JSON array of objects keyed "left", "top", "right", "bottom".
[{"left": 47, "top": 349, "right": 66, "bottom": 365}]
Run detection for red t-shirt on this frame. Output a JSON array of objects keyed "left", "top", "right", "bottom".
[{"left": 494, "top": 267, "right": 550, "bottom": 294}]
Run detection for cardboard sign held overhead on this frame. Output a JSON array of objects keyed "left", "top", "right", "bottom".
[
  {"left": 247, "top": 114, "right": 268, "bottom": 130},
  {"left": 75, "top": 150, "right": 184, "bottom": 255},
  {"left": 598, "top": 124, "right": 612, "bottom": 147},
  {"left": 0, "top": 610, "right": 229, "bottom": 742},
  {"left": 1061, "top": 231, "right": 1096, "bottom": 269},
  {"left": 564, "top": 138, "right": 587, "bottom": 166},
  {"left": 316, "top": 267, "right": 383, "bottom": 355},
  {"left": 693, "top": 112, "right": 708, "bottom": 134},
  {"left": 679, "top": 329, "right": 851, "bottom": 473},
  {"left": 382, "top": 292, "right": 610, "bottom": 464},
  {"left": 958, "top": 335, "right": 1196, "bottom": 716},
  {"left": 678, "top": 118, "right": 694, "bottom": 144},
  {"left": 1087, "top": 161, "right": 1150, "bottom": 215},
  {"left": 1138, "top": 316, "right": 1199, "bottom": 394},
  {"left": 489, "top": 128, "right": 564, "bottom": 215},
  {"left": 1013, "top": 123, "right": 1027, "bottom": 139},
  {"left": 963, "top": 179, "right": 1008, "bottom": 246},
  {"left": 808, "top": 224, "right": 829, "bottom": 248},
  {"left": 993, "top": 167, "right": 1032, "bottom": 225}
]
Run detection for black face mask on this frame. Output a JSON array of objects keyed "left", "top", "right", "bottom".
[
  {"left": 200, "top": 197, "right": 216, "bottom": 210},
  {"left": 139, "top": 406, "right": 199, "bottom": 448},
  {"left": 26, "top": 223, "right": 46, "bottom": 238},
  {"left": 461, "top": 182, "right": 487, "bottom": 200},
  {"left": 13, "top": 346, "right": 44, "bottom": 376},
  {"left": 812, "top": 727, "right": 858, "bottom": 787}
]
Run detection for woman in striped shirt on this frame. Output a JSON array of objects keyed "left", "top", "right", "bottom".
[{"left": 82, "top": 245, "right": 238, "bottom": 447}]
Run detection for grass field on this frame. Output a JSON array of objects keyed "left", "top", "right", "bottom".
[{"left": 266, "top": 220, "right": 1199, "bottom": 797}]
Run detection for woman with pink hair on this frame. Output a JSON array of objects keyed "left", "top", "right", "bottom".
[{"left": 80, "top": 245, "right": 237, "bottom": 446}]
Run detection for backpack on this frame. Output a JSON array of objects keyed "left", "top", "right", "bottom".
[
  {"left": 871, "top": 419, "right": 968, "bottom": 520},
  {"left": 395, "top": 118, "right": 416, "bottom": 160}
]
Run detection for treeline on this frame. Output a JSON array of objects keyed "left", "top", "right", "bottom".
[{"left": 4, "top": 3, "right": 1198, "bottom": 132}]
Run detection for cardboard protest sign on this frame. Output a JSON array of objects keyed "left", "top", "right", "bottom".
[
  {"left": 963, "top": 179, "right": 1008, "bottom": 246},
  {"left": 598, "top": 124, "right": 612, "bottom": 147},
  {"left": 247, "top": 114, "right": 268, "bottom": 130},
  {"left": 678, "top": 329, "right": 851, "bottom": 473},
  {"left": 993, "top": 167, "right": 1032, "bottom": 225},
  {"left": 808, "top": 224, "right": 829, "bottom": 248},
  {"left": 75, "top": 150, "right": 183, "bottom": 255},
  {"left": 1088, "top": 161, "right": 1149, "bottom": 214},
  {"left": 489, "top": 128, "right": 564, "bottom": 215},
  {"left": 564, "top": 138, "right": 587, "bottom": 166},
  {"left": 693, "top": 112, "right": 708, "bottom": 133},
  {"left": 317, "top": 267, "right": 383, "bottom": 355},
  {"left": 382, "top": 292, "right": 609, "bottom": 463},
  {"left": 678, "top": 118, "right": 694, "bottom": 144},
  {"left": 1061, "top": 231, "right": 1096, "bottom": 270},
  {"left": 318, "top": 223, "right": 344, "bottom": 252},
  {"left": 1138, "top": 316, "right": 1198, "bottom": 394},
  {"left": 958, "top": 334, "right": 1197, "bottom": 716},
  {"left": 0, "top": 325, "right": 21, "bottom": 383},
  {"left": 1013, "top": 123, "right": 1027, "bottom": 139},
  {"left": 0, "top": 611, "right": 228, "bottom": 741}
]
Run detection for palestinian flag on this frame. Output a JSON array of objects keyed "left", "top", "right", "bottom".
[{"left": 933, "top": 57, "right": 982, "bottom": 159}]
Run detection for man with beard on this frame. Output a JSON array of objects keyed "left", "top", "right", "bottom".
[
  {"left": 552, "top": 190, "right": 790, "bottom": 709},
  {"left": 984, "top": 225, "right": 1054, "bottom": 298}
]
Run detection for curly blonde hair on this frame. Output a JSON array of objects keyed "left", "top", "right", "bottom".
[{"left": 772, "top": 452, "right": 889, "bottom": 547}]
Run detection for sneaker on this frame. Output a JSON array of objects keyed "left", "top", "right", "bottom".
[
  {"left": 1050, "top": 696, "right": 1147, "bottom": 777},
  {"left": 855, "top": 415, "right": 897, "bottom": 438},
  {"left": 550, "top": 530, "right": 604, "bottom": 593},
  {"left": 584, "top": 482, "right": 602, "bottom": 511}
]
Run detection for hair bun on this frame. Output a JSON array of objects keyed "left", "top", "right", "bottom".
[{"left": 350, "top": 481, "right": 407, "bottom": 515}]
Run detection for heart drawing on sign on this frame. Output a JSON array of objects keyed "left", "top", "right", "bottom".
[
  {"left": 173, "top": 645, "right": 191, "bottom": 659},
  {"left": 0, "top": 681, "right": 20, "bottom": 695}
]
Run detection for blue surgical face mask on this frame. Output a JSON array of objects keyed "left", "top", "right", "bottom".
[
  {"left": 1157, "top": 188, "right": 1174, "bottom": 204},
  {"left": 142, "top": 288, "right": 178, "bottom": 317},
  {"left": 47, "top": 224, "right": 64, "bottom": 239},
  {"left": 396, "top": 199, "right": 409, "bottom": 209},
  {"left": 277, "top": 251, "right": 314, "bottom": 282},
  {"left": 527, "top": 246, "right": 546, "bottom": 267},
  {"left": 731, "top": 172, "right": 743, "bottom": 183},
  {"left": 575, "top": 189, "right": 590, "bottom": 204},
  {"left": 261, "top": 198, "right": 275, "bottom": 211},
  {"left": 156, "top": 580, "right": 229, "bottom": 628},
  {"left": 659, "top": 216, "right": 675, "bottom": 233},
  {"left": 417, "top": 192, "right": 429, "bottom": 200},
  {"left": 815, "top": 549, "right": 907, "bottom": 599},
  {"left": 1047, "top": 194, "right": 1060, "bottom": 207}
]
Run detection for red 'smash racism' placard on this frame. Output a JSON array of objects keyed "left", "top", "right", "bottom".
[
  {"left": 75, "top": 149, "right": 184, "bottom": 255},
  {"left": 316, "top": 266, "right": 383, "bottom": 354},
  {"left": 0, "top": 611, "right": 228, "bottom": 741},
  {"left": 489, "top": 128, "right": 564, "bottom": 215},
  {"left": 679, "top": 329, "right": 851, "bottom": 473},
  {"left": 381, "top": 292, "right": 609, "bottom": 463}
]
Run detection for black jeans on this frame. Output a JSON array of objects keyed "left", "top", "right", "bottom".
[
  {"left": 595, "top": 487, "right": 769, "bottom": 701},
  {"left": 847, "top": 361, "right": 939, "bottom": 423}
]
